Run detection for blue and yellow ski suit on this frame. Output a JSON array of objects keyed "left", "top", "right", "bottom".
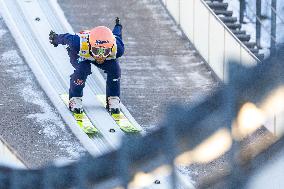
[{"left": 53, "top": 25, "right": 124, "bottom": 100}]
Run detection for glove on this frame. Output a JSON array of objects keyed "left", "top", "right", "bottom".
[
  {"left": 115, "top": 17, "right": 122, "bottom": 27},
  {"left": 49, "top": 30, "right": 58, "bottom": 47}
]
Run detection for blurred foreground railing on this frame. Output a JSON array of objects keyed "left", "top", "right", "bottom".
[{"left": 1, "top": 46, "right": 284, "bottom": 188}]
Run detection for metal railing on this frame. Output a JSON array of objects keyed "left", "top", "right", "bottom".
[
  {"left": 160, "top": 0, "right": 259, "bottom": 81},
  {"left": 238, "top": 0, "right": 284, "bottom": 54}
]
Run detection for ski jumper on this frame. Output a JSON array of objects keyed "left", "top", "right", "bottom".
[{"left": 54, "top": 25, "right": 124, "bottom": 100}]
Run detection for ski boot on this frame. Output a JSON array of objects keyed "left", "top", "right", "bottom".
[
  {"left": 108, "top": 96, "right": 120, "bottom": 115},
  {"left": 69, "top": 97, "right": 83, "bottom": 114}
]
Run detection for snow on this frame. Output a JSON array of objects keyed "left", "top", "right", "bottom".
[
  {"left": 224, "top": 0, "right": 284, "bottom": 57},
  {"left": 0, "top": 29, "right": 7, "bottom": 38},
  {"left": 0, "top": 16, "right": 7, "bottom": 38},
  {"left": 0, "top": 50, "right": 85, "bottom": 159},
  {"left": 140, "top": 0, "right": 183, "bottom": 37},
  {"left": 0, "top": 157, "right": 25, "bottom": 169}
]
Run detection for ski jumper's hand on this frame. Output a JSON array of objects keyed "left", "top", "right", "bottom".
[
  {"left": 115, "top": 17, "right": 122, "bottom": 27},
  {"left": 49, "top": 30, "right": 58, "bottom": 47}
]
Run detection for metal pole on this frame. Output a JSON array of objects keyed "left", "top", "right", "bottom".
[
  {"left": 271, "top": 0, "right": 277, "bottom": 55},
  {"left": 118, "top": 136, "right": 130, "bottom": 189},
  {"left": 256, "top": 0, "right": 261, "bottom": 47},
  {"left": 239, "top": 0, "right": 245, "bottom": 24}
]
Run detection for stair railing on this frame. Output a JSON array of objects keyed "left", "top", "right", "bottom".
[{"left": 160, "top": 0, "right": 259, "bottom": 81}]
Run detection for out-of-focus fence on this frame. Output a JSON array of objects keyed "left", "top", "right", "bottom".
[
  {"left": 160, "top": 0, "right": 259, "bottom": 81},
  {"left": 1, "top": 43, "right": 284, "bottom": 188}
]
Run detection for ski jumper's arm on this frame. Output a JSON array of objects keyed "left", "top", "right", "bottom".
[
  {"left": 112, "top": 25, "right": 124, "bottom": 58},
  {"left": 53, "top": 33, "right": 84, "bottom": 68},
  {"left": 53, "top": 33, "right": 80, "bottom": 52}
]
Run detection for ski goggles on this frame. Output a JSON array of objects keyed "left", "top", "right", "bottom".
[{"left": 91, "top": 47, "right": 112, "bottom": 57}]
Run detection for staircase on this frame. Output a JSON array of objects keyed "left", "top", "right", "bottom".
[{"left": 205, "top": 0, "right": 264, "bottom": 60}]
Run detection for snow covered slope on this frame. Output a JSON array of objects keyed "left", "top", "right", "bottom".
[
  {"left": 0, "top": 14, "right": 85, "bottom": 168},
  {"left": 0, "top": 0, "right": 145, "bottom": 158}
]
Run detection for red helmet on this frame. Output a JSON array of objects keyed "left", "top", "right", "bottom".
[{"left": 89, "top": 26, "right": 115, "bottom": 48}]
